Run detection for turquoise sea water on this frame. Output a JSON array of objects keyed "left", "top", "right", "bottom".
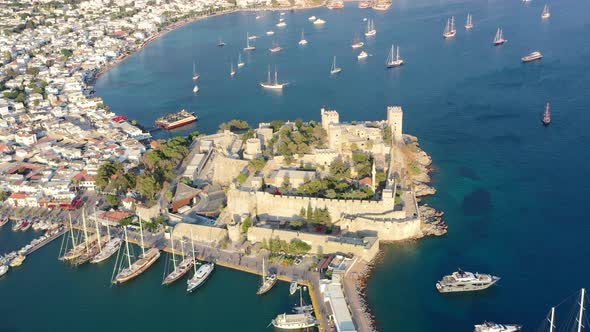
[{"left": 4, "top": 0, "right": 590, "bottom": 330}]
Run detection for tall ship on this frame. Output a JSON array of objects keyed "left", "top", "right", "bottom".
[
  {"left": 443, "top": 16, "right": 457, "bottom": 38},
  {"left": 493, "top": 28, "right": 507, "bottom": 45},
  {"left": 60, "top": 214, "right": 89, "bottom": 261},
  {"left": 155, "top": 109, "right": 197, "bottom": 130},
  {"left": 257, "top": 257, "right": 277, "bottom": 295},
  {"left": 364, "top": 19, "right": 376, "bottom": 37},
  {"left": 330, "top": 56, "right": 342, "bottom": 75},
  {"left": 112, "top": 223, "right": 160, "bottom": 284},
  {"left": 541, "top": 5, "right": 550, "bottom": 19},
  {"left": 386, "top": 44, "right": 404, "bottom": 68},
  {"left": 271, "top": 287, "right": 317, "bottom": 329},
  {"left": 542, "top": 102, "right": 551, "bottom": 126},
  {"left": 72, "top": 211, "right": 109, "bottom": 266},
  {"left": 522, "top": 51, "right": 543, "bottom": 63},
  {"left": 260, "top": 66, "right": 288, "bottom": 90},
  {"left": 465, "top": 13, "right": 474, "bottom": 30},
  {"left": 91, "top": 237, "right": 121, "bottom": 263},
  {"left": 186, "top": 230, "right": 214, "bottom": 292},
  {"left": 244, "top": 33, "right": 256, "bottom": 51},
  {"left": 436, "top": 269, "right": 500, "bottom": 293},
  {"left": 474, "top": 322, "right": 522, "bottom": 332},
  {"left": 162, "top": 237, "right": 194, "bottom": 286}
]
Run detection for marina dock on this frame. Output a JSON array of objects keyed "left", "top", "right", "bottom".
[{"left": 25, "top": 228, "right": 68, "bottom": 256}]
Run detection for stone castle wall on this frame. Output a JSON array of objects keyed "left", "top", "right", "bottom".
[
  {"left": 227, "top": 189, "right": 421, "bottom": 241},
  {"left": 247, "top": 226, "right": 380, "bottom": 261}
]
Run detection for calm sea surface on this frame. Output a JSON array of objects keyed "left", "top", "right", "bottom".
[{"left": 4, "top": 0, "right": 590, "bottom": 330}]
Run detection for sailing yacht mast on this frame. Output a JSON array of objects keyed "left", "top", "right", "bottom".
[
  {"left": 82, "top": 209, "right": 89, "bottom": 253},
  {"left": 274, "top": 66, "right": 278, "bottom": 85},
  {"left": 68, "top": 213, "right": 76, "bottom": 248},
  {"left": 94, "top": 212, "right": 101, "bottom": 252},
  {"left": 139, "top": 219, "right": 145, "bottom": 257},
  {"left": 577, "top": 288, "right": 585, "bottom": 332},
  {"left": 191, "top": 230, "right": 197, "bottom": 274},
  {"left": 171, "top": 236, "right": 176, "bottom": 269},
  {"left": 548, "top": 307, "right": 555, "bottom": 332},
  {"left": 123, "top": 226, "right": 131, "bottom": 267}
]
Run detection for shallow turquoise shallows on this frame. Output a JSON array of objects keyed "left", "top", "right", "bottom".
[{"left": 4, "top": 0, "right": 590, "bottom": 330}]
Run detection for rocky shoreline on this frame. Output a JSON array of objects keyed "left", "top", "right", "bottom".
[{"left": 403, "top": 134, "right": 448, "bottom": 238}]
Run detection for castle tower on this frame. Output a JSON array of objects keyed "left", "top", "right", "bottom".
[
  {"left": 321, "top": 108, "right": 340, "bottom": 131},
  {"left": 387, "top": 106, "right": 403, "bottom": 143}
]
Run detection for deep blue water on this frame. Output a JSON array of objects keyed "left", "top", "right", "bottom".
[{"left": 19, "top": 0, "right": 590, "bottom": 330}]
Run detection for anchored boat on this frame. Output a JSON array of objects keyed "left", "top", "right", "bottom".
[
  {"left": 186, "top": 230, "right": 214, "bottom": 292},
  {"left": 522, "top": 51, "right": 543, "bottom": 63},
  {"left": 443, "top": 16, "right": 457, "bottom": 38},
  {"left": 542, "top": 102, "right": 551, "bottom": 126},
  {"left": 257, "top": 257, "right": 277, "bottom": 295},
  {"left": 436, "top": 268, "right": 500, "bottom": 293},
  {"left": 330, "top": 56, "right": 342, "bottom": 75},
  {"left": 260, "top": 65, "right": 287, "bottom": 90},
  {"left": 493, "top": 27, "right": 507, "bottom": 46},
  {"left": 474, "top": 322, "right": 522, "bottom": 332},
  {"left": 465, "top": 13, "right": 474, "bottom": 30},
  {"left": 112, "top": 222, "right": 160, "bottom": 284},
  {"left": 162, "top": 237, "right": 194, "bottom": 286},
  {"left": 386, "top": 44, "right": 404, "bottom": 68}
]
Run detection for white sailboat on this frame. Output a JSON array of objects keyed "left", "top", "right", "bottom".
[
  {"left": 364, "top": 19, "right": 376, "bottom": 37},
  {"left": 112, "top": 220, "right": 160, "bottom": 284},
  {"left": 465, "top": 13, "right": 473, "bottom": 30},
  {"left": 330, "top": 56, "right": 342, "bottom": 75},
  {"left": 358, "top": 50, "right": 368, "bottom": 60},
  {"left": 237, "top": 53, "right": 245, "bottom": 68},
  {"left": 162, "top": 237, "right": 194, "bottom": 286},
  {"left": 90, "top": 223, "right": 122, "bottom": 264},
  {"left": 187, "top": 229, "right": 214, "bottom": 292},
  {"left": 313, "top": 18, "right": 326, "bottom": 25},
  {"left": 193, "top": 85, "right": 199, "bottom": 93},
  {"left": 266, "top": 30, "right": 275, "bottom": 36},
  {"left": 260, "top": 65, "right": 287, "bottom": 89},
  {"left": 257, "top": 256, "right": 277, "bottom": 295},
  {"left": 192, "top": 61, "right": 199, "bottom": 81},
  {"left": 386, "top": 44, "right": 404, "bottom": 68},
  {"left": 230, "top": 63, "right": 236, "bottom": 78},
  {"left": 493, "top": 27, "right": 507, "bottom": 45},
  {"left": 351, "top": 33, "right": 364, "bottom": 48},
  {"left": 541, "top": 5, "right": 550, "bottom": 19},
  {"left": 298, "top": 30, "right": 308, "bottom": 45},
  {"left": 244, "top": 33, "right": 256, "bottom": 51},
  {"left": 269, "top": 41, "right": 282, "bottom": 53},
  {"left": 443, "top": 16, "right": 457, "bottom": 38}
]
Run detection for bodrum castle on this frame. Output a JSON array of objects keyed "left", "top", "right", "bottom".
[{"left": 171, "top": 106, "right": 445, "bottom": 262}]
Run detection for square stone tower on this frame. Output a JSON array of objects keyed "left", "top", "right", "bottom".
[
  {"left": 321, "top": 108, "right": 340, "bottom": 131},
  {"left": 387, "top": 106, "right": 403, "bottom": 143}
]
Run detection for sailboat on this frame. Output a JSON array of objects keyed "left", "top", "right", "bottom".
[
  {"left": 542, "top": 102, "right": 551, "bottom": 126},
  {"left": 230, "top": 63, "right": 236, "bottom": 78},
  {"left": 244, "top": 33, "right": 256, "bottom": 51},
  {"left": 330, "top": 56, "right": 342, "bottom": 75},
  {"left": 271, "top": 286, "right": 317, "bottom": 329},
  {"left": 443, "top": 16, "right": 457, "bottom": 38},
  {"left": 217, "top": 37, "right": 226, "bottom": 47},
  {"left": 72, "top": 210, "right": 108, "bottom": 266},
  {"left": 386, "top": 44, "right": 404, "bottom": 68},
  {"left": 237, "top": 53, "right": 245, "bottom": 68},
  {"left": 541, "top": 5, "right": 550, "bottom": 19},
  {"left": 90, "top": 222, "right": 121, "bottom": 264},
  {"left": 60, "top": 214, "right": 86, "bottom": 261},
  {"left": 260, "top": 65, "right": 287, "bottom": 89},
  {"left": 187, "top": 229, "right": 214, "bottom": 292},
  {"left": 162, "top": 237, "right": 194, "bottom": 285},
  {"left": 192, "top": 61, "right": 199, "bottom": 81},
  {"left": 257, "top": 257, "right": 277, "bottom": 295},
  {"left": 493, "top": 27, "right": 507, "bottom": 45},
  {"left": 465, "top": 13, "right": 474, "bottom": 30},
  {"left": 298, "top": 30, "right": 308, "bottom": 45},
  {"left": 269, "top": 41, "right": 282, "bottom": 53},
  {"left": 193, "top": 85, "right": 199, "bottom": 93},
  {"left": 351, "top": 33, "right": 364, "bottom": 49},
  {"left": 112, "top": 220, "right": 160, "bottom": 284},
  {"left": 364, "top": 19, "right": 376, "bottom": 37},
  {"left": 358, "top": 50, "right": 368, "bottom": 60}
]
